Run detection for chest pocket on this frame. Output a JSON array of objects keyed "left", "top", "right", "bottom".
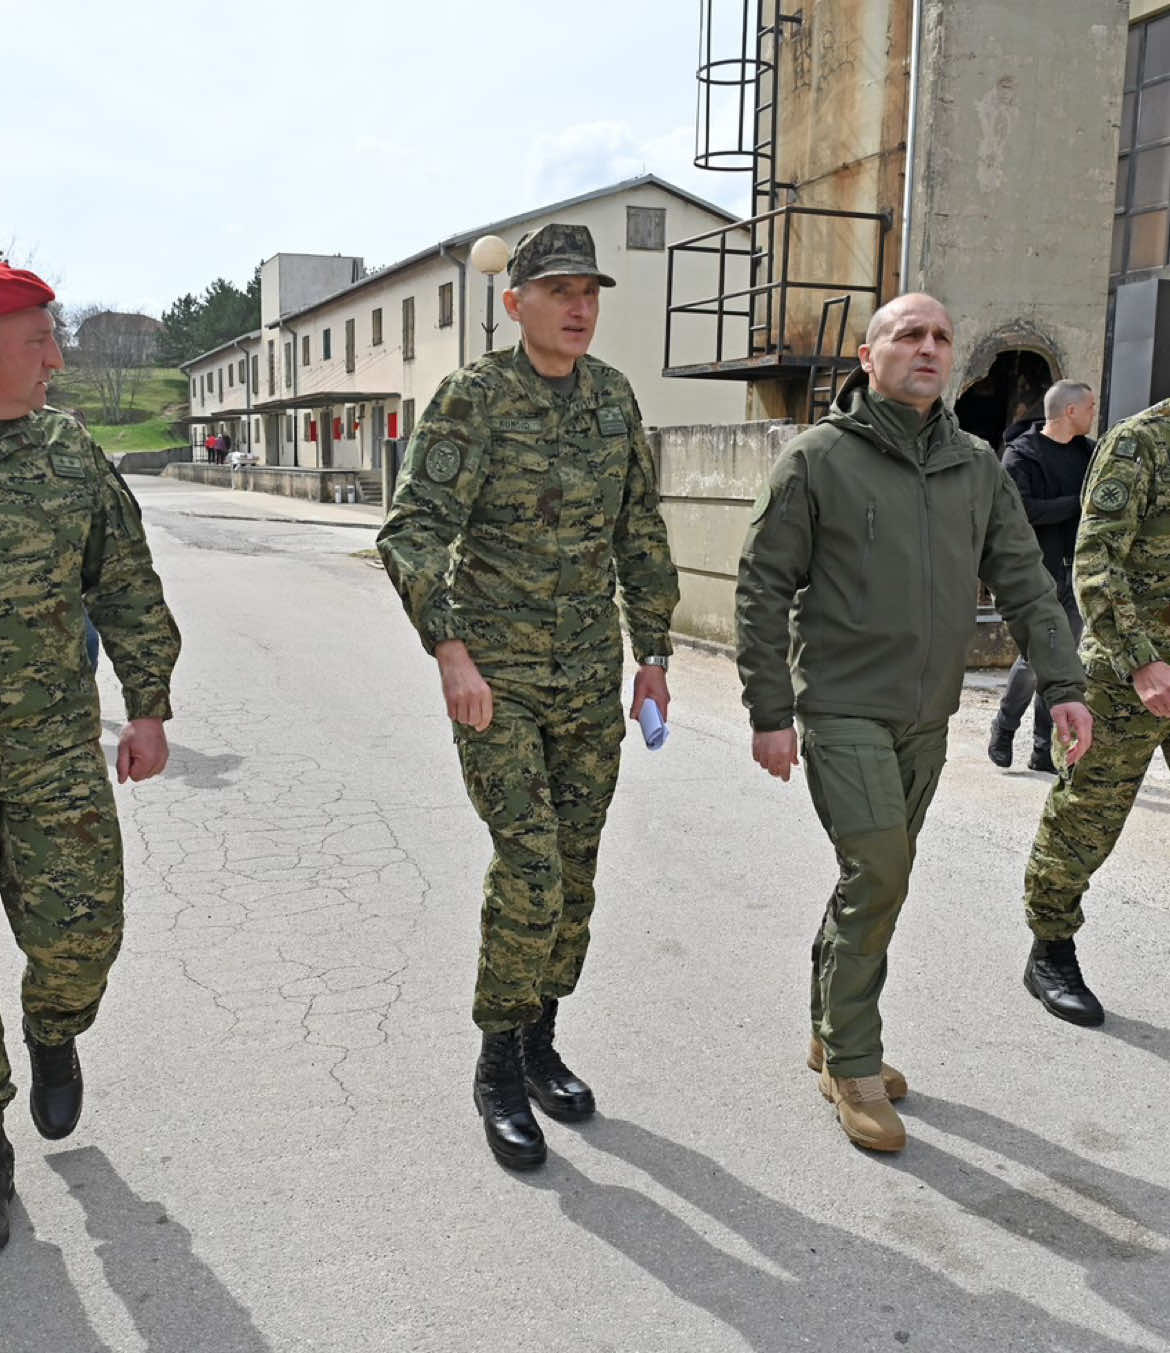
[
  {"left": 0, "top": 475, "right": 93, "bottom": 565},
  {"left": 478, "top": 432, "right": 557, "bottom": 528}
]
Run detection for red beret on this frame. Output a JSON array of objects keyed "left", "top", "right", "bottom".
[{"left": 0, "top": 263, "right": 55, "bottom": 316}]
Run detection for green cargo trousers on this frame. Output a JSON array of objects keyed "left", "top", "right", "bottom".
[
  {"left": 0, "top": 738, "right": 124, "bottom": 1115},
  {"left": 455, "top": 677, "right": 625, "bottom": 1033},
  {"left": 1025, "top": 672, "right": 1170, "bottom": 939},
  {"left": 800, "top": 715, "right": 948, "bottom": 1079}
]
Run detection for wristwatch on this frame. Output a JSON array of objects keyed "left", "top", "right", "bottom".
[{"left": 641, "top": 655, "right": 669, "bottom": 671}]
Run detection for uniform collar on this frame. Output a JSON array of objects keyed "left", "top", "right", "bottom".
[{"left": 509, "top": 344, "right": 601, "bottom": 410}]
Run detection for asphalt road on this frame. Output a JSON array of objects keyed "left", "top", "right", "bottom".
[{"left": 1, "top": 476, "right": 1168, "bottom": 1353}]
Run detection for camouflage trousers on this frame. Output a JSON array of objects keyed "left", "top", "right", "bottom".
[
  {"left": 0, "top": 738, "right": 124, "bottom": 1115},
  {"left": 1025, "top": 671, "right": 1170, "bottom": 939},
  {"left": 455, "top": 677, "right": 625, "bottom": 1032},
  {"left": 800, "top": 715, "right": 948, "bottom": 1079}
]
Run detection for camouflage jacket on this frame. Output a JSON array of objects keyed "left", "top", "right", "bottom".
[
  {"left": 377, "top": 345, "right": 678, "bottom": 685},
  {"left": 1075, "top": 399, "right": 1170, "bottom": 680},
  {"left": 0, "top": 408, "right": 180, "bottom": 758}
]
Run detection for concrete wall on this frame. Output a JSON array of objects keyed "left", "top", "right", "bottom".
[
  {"left": 1131, "top": 0, "right": 1170, "bottom": 20},
  {"left": 113, "top": 447, "right": 190, "bottom": 474},
  {"left": 163, "top": 462, "right": 362, "bottom": 503},
  {"left": 906, "top": 0, "right": 1130, "bottom": 398},
  {"left": 259, "top": 254, "right": 363, "bottom": 329}
]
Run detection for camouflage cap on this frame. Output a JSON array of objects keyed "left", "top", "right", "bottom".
[{"left": 508, "top": 224, "right": 616, "bottom": 289}]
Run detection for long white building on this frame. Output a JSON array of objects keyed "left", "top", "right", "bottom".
[{"left": 181, "top": 176, "right": 750, "bottom": 475}]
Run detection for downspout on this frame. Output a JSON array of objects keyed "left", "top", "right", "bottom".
[
  {"left": 231, "top": 337, "right": 252, "bottom": 459},
  {"left": 284, "top": 321, "right": 300, "bottom": 468},
  {"left": 440, "top": 242, "right": 467, "bottom": 368},
  {"left": 899, "top": 0, "right": 925, "bottom": 290}
]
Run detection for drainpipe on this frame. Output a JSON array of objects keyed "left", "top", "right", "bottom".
[
  {"left": 899, "top": 0, "right": 925, "bottom": 290},
  {"left": 284, "top": 321, "right": 300, "bottom": 468},
  {"left": 440, "top": 242, "right": 467, "bottom": 368},
  {"left": 231, "top": 337, "right": 252, "bottom": 460}
]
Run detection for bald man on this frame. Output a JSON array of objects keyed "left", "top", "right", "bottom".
[{"left": 736, "top": 294, "right": 1090, "bottom": 1151}]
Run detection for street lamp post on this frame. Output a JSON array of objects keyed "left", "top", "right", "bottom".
[{"left": 470, "top": 234, "right": 509, "bottom": 353}]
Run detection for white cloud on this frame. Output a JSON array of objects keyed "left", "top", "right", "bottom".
[{"left": 522, "top": 121, "right": 748, "bottom": 218}]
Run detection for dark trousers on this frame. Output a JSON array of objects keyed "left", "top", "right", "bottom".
[{"left": 997, "top": 574, "right": 1083, "bottom": 753}]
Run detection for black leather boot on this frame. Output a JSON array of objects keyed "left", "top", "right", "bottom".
[
  {"left": 987, "top": 717, "right": 1014, "bottom": 768},
  {"left": 521, "top": 998, "right": 595, "bottom": 1122},
  {"left": 0, "top": 1123, "right": 13, "bottom": 1251},
  {"left": 1024, "top": 938, "right": 1104, "bottom": 1026},
  {"left": 24, "top": 1020, "right": 83, "bottom": 1140},
  {"left": 1028, "top": 746, "right": 1058, "bottom": 775},
  {"left": 472, "top": 1030, "right": 546, "bottom": 1169}
]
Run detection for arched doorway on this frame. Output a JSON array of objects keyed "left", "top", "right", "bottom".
[{"left": 956, "top": 349, "right": 1055, "bottom": 452}]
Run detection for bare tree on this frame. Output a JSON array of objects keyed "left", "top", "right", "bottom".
[{"left": 70, "top": 304, "right": 155, "bottom": 426}]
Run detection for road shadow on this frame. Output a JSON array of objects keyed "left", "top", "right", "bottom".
[
  {"left": 0, "top": 1195, "right": 113, "bottom": 1353},
  {"left": 100, "top": 721, "right": 243, "bottom": 790},
  {"left": 899, "top": 1092, "right": 1170, "bottom": 1345},
  {"left": 516, "top": 1114, "right": 1150, "bottom": 1352},
  {"left": 45, "top": 1147, "right": 271, "bottom": 1353},
  {"left": 1097, "top": 1011, "right": 1170, "bottom": 1067}
]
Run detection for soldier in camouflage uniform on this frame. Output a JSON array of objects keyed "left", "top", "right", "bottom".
[
  {"left": 377, "top": 224, "right": 678, "bottom": 1169},
  {"left": 1023, "top": 399, "right": 1170, "bottom": 1027},
  {"left": 0, "top": 265, "right": 180, "bottom": 1248}
]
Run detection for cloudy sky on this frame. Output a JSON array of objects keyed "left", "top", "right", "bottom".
[{"left": 8, "top": 0, "right": 751, "bottom": 317}]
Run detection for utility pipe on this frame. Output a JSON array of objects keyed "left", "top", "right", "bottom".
[{"left": 899, "top": 0, "right": 925, "bottom": 290}]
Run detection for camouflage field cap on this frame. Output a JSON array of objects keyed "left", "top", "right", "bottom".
[{"left": 508, "top": 224, "right": 616, "bottom": 288}]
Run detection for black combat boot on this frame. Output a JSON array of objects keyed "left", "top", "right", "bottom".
[
  {"left": 1024, "top": 938, "right": 1104, "bottom": 1026},
  {"left": 987, "top": 717, "right": 1014, "bottom": 768},
  {"left": 473, "top": 1029, "right": 546, "bottom": 1170},
  {"left": 1028, "top": 745, "right": 1058, "bottom": 775},
  {"left": 521, "top": 998, "right": 595, "bottom": 1122},
  {"left": 24, "top": 1020, "right": 83, "bottom": 1140},
  {"left": 0, "top": 1122, "right": 13, "bottom": 1251}
]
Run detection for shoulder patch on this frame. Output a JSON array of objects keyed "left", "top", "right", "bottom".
[
  {"left": 1090, "top": 477, "right": 1130, "bottom": 513},
  {"left": 1113, "top": 435, "right": 1138, "bottom": 461},
  {"left": 49, "top": 452, "right": 86, "bottom": 479},
  {"left": 597, "top": 405, "right": 628, "bottom": 438},
  {"left": 424, "top": 440, "right": 462, "bottom": 483}
]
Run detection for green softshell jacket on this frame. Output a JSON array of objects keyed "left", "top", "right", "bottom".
[{"left": 736, "top": 371, "right": 1085, "bottom": 731}]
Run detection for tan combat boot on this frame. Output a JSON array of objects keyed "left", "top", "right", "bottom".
[
  {"left": 807, "top": 1035, "right": 908, "bottom": 1101},
  {"left": 819, "top": 1063, "right": 906, "bottom": 1152}
]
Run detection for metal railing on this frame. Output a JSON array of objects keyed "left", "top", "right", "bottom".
[{"left": 664, "top": 204, "right": 891, "bottom": 373}]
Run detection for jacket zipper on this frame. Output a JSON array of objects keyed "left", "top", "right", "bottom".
[{"left": 916, "top": 468, "right": 932, "bottom": 720}]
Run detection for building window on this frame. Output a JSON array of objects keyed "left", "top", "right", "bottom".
[
  {"left": 372, "top": 307, "right": 383, "bottom": 346},
  {"left": 254, "top": 418, "right": 261, "bottom": 441},
  {"left": 402, "top": 297, "right": 415, "bottom": 360},
  {"left": 217, "top": 367, "right": 223, "bottom": 399},
  {"left": 228, "top": 363, "right": 234, "bottom": 388},
  {"left": 438, "top": 282, "right": 453, "bottom": 328},
  {"left": 285, "top": 414, "right": 295, "bottom": 439},
  {"left": 345, "top": 318, "right": 356, "bottom": 374},
  {"left": 303, "top": 412, "right": 312, "bottom": 439},
  {"left": 238, "top": 358, "right": 246, "bottom": 384},
  {"left": 199, "top": 373, "right": 205, "bottom": 407},
  {"left": 190, "top": 378, "right": 196, "bottom": 398},
  {"left": 322, "top": 328, "right": 332, "bottom": 360},
  {"left": 267, "top": 341, "right": 275, "bottom": 397},
  {"left": 627, "top": 205, "right": 667, "bottom": 251},
  {"left": 345, "top": 405, "right": 357, "bottom": 438},
  {"left": 302, "top": 334, "right": 310, "bottom": 365},
  {"left": 1113, "top": 13, "right": 1170, "bottom": 280},
  {"left": 283, "top": 342, "right": 291, "bottom": 387},
  {"left": 402, "top": 397, "right": 416, "bottom": 438},
  {"left": 251, "top": 354, "right": 259, "bottom": 393}
]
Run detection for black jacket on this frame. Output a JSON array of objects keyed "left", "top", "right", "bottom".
[{"left": 1001, "top": 423, "right": 1094, "bottom": 581}]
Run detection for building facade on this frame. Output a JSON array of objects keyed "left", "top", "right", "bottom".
[{"left": 181, "top": 177, "right": 750, "bottom": 477}]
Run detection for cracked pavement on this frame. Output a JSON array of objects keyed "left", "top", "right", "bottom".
[{"left": 2, "top": 476, "right": 1170, "bottom": 1353}]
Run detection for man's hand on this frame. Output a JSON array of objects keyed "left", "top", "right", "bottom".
[
  {"left": 436, "top": 640, "right": 493, "bottom": 730},
  {"left": 1134, "top": 660, "right": 1170, "bottom": 718},
  {"left": 630, "top": 664, "right": 669, "bottom": 722},
  {"left": 116, "top": 718, "right": 169, "bottom": 784},
  {"left": 752, "top": 728, "right": 800, "bottom": 781},
  {"left": 1050, "top": 702, "right": 1094, "bottom": 766}
]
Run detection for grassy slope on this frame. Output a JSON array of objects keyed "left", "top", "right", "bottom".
[{"left": 48, "top": 367, "right": 190, "bottom": 452}]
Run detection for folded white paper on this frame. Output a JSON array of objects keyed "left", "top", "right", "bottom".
[{"left": 638, "top": 698, "right": 670, "bottom": 751}]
